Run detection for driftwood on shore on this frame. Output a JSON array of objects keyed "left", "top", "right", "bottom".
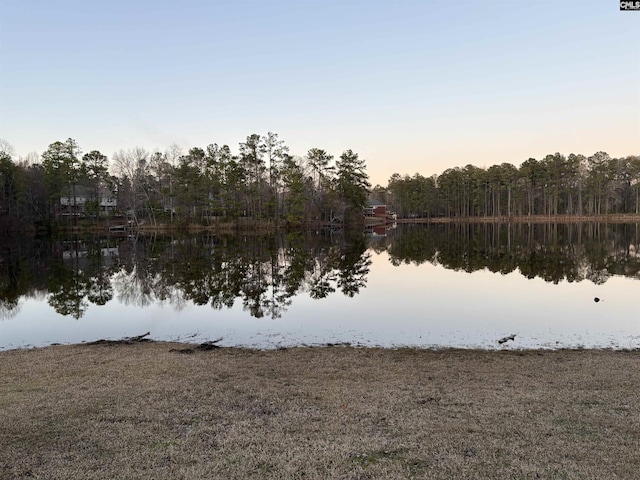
[
  {"left": 498, "top": 334, "right": 516, "bottom": 344},
  {"left": 87, "top": 332, "right": 152, "bottom": 346},
  {"left": 169, "top": 338, "right": 223, "bottom": 354}
]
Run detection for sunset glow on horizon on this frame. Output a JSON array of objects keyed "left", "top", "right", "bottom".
[{"left": 1, "top": 0, "right": 638, "bottom": 186}]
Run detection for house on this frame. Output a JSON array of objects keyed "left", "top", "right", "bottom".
[
  {"left": 364, "top": 199, "right": 387, "bottom": 217},
  {"left": 60, "top": 185, "right": 117, "bottom": 216}
]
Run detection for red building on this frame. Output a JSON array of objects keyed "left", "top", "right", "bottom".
[{"left": 364, "top": 199, "right": 387, "bottom": 217}]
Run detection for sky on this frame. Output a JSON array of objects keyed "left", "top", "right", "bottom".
[{"left": 0, "top": 0, "right": 638, "bottom": 186}]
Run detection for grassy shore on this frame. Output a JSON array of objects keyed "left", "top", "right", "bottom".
[{"left": 1, "top": 343, "right": 639, "bottom": 479}]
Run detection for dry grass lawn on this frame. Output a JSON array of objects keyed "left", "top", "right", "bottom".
[{"left": 1, "top": 343, "right": 639, "bottom": 479}]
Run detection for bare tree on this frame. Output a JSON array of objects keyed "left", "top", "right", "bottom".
[
  {"left": 112, "top": 147, "right": 154, "bottom": 225},
  {"left": 0, "top": 138, "right": 15, "bottom": 158}
]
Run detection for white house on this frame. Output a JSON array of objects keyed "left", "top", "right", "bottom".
[{"left": 60, "top": 185, "right": 117, "bottom": 216}]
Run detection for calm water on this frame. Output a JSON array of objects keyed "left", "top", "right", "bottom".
[{"left": 1, "top": 223, "right": 639, "bottom": 350}]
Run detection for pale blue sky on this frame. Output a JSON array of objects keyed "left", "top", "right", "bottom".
[{"left": 1, "top": 0, "right": 638, "bottom": 186}]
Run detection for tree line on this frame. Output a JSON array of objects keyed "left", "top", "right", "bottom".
[
  {"left": 0, "top": 134, "right": 371, "bottom": 231},
  {"left": 2, "top": 135, "right": 639, "bottom": 233},
  {"left": 383, "top": 152, "right": 640, "bottom": 219}
]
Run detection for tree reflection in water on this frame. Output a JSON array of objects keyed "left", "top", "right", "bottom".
[
  {"left": 382, "top": 222, "right": 640, "bottom": 285},
  {"left": 0, "top": 222, "right": 638, "bottom": 319}
]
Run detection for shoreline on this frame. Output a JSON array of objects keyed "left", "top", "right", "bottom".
[
  {"left": 395, "top": 213, "right": 640, "bottom": 224},
  {"left": 3, "top": 335, "right": 640, "bottom": 353},
  {"left": 4, "top": 213, "right": 639, "bottom": 236},
  {"left": 3, "top": 340, "right": 640, "bottom": 353},
  {"left": 2, "top": 342, "right": 639, "bottom": 479}
]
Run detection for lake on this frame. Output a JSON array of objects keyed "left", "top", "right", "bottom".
[{"left": 1, "top": 223, "right": 639, "bottom": 351}]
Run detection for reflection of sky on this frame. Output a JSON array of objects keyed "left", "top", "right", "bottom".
[{"left": 2, "top": 251, "right": 639, "bottom": 351}]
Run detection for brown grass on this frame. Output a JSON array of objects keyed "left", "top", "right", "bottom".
[{"left": 1, "top": 344, "right": 639, "bottom": 479}]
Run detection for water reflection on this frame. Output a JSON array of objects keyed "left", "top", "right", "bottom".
[
  {"left": 0, "top": 223, "right": 638, "bottom": 323},
  {"left": 381, "top": 222, "right": 640, "bottom": 284},
  {"left": 0, "top": 231, "right": 371, "bottom": 320}
]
